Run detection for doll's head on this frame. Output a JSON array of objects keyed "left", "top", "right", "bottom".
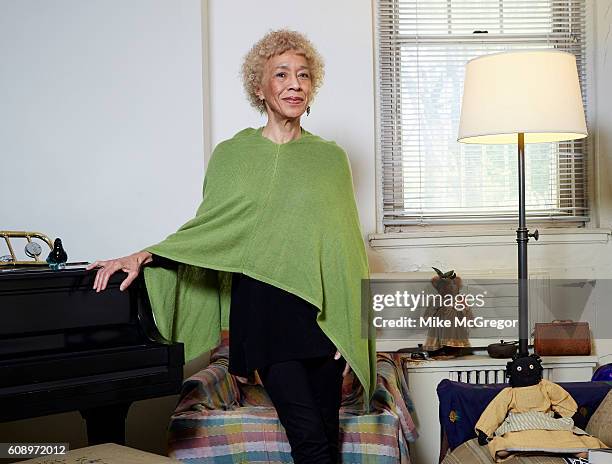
[
  {"left": 431, "top": 267, "right": 462, "bottom": 297},
  {"left": 506, "top": 354, "right": 543, "bottom": 387}
]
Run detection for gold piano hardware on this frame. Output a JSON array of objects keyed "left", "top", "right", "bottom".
[{"left": 0, "top": 230, "right": 54, "bottom": 267}]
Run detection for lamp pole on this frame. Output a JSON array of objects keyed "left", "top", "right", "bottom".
[
  {"left": 517, "top": 132, "right": 538, "bottom": 356},
  {"left": 458, "top": 51, "right": 586, "bottom": 358}
]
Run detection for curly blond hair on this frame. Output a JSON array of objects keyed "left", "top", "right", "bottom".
[{"left": 241, "top": 29, "right": 324, "bottom": 113}]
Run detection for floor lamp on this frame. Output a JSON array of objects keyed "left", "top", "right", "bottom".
[{"left": 457, "top": 50, "right": 587, "bottom": 357}]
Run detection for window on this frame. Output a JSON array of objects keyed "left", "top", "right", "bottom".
[{"left": 376, "top": 0, "right": 589, "bottom": 229}]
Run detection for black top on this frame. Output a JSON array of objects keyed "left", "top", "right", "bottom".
[{"left": 228, "top": 272, "right": 336, "bottom": 376}]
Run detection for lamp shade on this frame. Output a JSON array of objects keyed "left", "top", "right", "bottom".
[{"left": 457, "top": 50, "right": 587, "bottom": 144}]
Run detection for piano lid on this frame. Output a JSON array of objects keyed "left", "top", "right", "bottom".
[
  {"left": 0, "top": 262, "right": 89, "bottom": 274},
  {"left": 0, "top": 267, "right": 174, "bottom": 359}
]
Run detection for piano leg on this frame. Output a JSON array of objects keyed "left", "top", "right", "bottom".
[{"left": 80, "top": 402, "right": 132, "bottom": 446}]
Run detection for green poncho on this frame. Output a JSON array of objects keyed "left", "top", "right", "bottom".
[{"left": 143, "top": 127, "right": 376, "bottom": 401}]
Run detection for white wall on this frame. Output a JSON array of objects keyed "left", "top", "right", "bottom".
[
  {"left": 590, "top": 0, "right": 612, "bottom": 364},
  {"left": 0, "top": 0, "right": 205, "bottom": 261},
  {"left": 0, "top": 0, "right": 204, "bottom": 456}
]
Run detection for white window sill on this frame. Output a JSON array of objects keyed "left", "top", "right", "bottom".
[
  {"left": 376, "top": 338, "right": 497, "bottom": 352},
  {"left": 368, "top": 228, "right": 612, "bottom": 249}
]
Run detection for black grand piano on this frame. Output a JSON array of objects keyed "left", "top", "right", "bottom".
[{"left": 0, "top": 265, "right": 184, "bottom": 445}]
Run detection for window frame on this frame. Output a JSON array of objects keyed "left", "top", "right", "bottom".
[{"left": 372, "top": 0, "right": 599, "bottom": 236}]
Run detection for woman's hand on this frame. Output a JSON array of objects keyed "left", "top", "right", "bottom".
[
  {"left": 334, "top": 350, "right": 351, "bottom": 377},
  {"left": 85, "top": 250, "right": 153, "bottom": 292}
]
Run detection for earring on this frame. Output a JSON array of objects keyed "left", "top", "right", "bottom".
[{"left": 306, "top": 106, "right": 311, "bottom": 116}]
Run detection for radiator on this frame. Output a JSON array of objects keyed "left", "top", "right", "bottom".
[{"left": 448, "top": 365, "right": 553, "bottom": 384}]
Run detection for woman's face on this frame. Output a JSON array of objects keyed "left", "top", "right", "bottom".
[{"left": 257, "top": 50, "right": 312, "bottom": 120}]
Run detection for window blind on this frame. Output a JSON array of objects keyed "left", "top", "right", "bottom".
[{"left": 376, "top": 0, "right": 589, "bottom": 228}]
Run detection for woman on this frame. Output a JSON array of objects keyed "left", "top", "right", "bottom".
[{"left": 86, "top": 29, "right": 375, "bottom": 464}]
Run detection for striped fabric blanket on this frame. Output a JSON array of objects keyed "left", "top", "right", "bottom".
[
  {"left": 167, "top": 344, "right": 417, "bottom": 463},
  {"left": 495, "top": 412, "right": 586, "bottom": 437}
]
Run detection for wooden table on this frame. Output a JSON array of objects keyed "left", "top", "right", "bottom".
[{"left": 14, "top": 443, "right": 181, "bottom": 464}]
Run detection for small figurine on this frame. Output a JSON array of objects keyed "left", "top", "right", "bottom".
[
  {"left": 432, "top": 267, "right": 456, "bottom": 280},
  {"left": 475, "top": 353, "right": 608, "bottom": 462},
  {"left": 46, "top": 238, "right": 68, "bottom": 270},
  {"left": 410, "top": 343, "right": 430, "bottom": 360},
  {"left": 422, "top": 267, "right": 473, "bottom": 354}
]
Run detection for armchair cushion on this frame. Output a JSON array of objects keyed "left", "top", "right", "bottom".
[
  {"left": 237, "top": 367, "right": 365, "bottom": 409},
  {"left": 174, "top": 342, "right": 240, "bottom": 413},
  {"left": 238, "top": 382, "right": 273, "bottom": 408}
]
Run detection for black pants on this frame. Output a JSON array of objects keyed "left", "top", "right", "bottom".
[{"left": 258, "top": 354, "right": 345, "bottom": 464}]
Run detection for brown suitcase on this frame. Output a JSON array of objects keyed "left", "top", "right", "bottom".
[{"left": 534, "top": 320, "right": 591, "bottom": 356}]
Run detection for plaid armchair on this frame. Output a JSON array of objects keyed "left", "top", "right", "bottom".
[{"left": 166, "top": 333, "right": 417, "bottom": 463}]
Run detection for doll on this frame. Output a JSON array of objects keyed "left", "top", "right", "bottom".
[
  {"left": 422, "top": 267, "right": 473, "bottom": 353},
  {"left": 475, "top": 354, "right": 608, "bottom": 462}
]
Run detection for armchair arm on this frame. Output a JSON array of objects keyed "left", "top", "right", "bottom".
[
  {"left": 371, "top": 354, "right": 418, "bottom": 444},
  {"left": 174, "top": 344, "right": 240, "bottom": 413}
]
